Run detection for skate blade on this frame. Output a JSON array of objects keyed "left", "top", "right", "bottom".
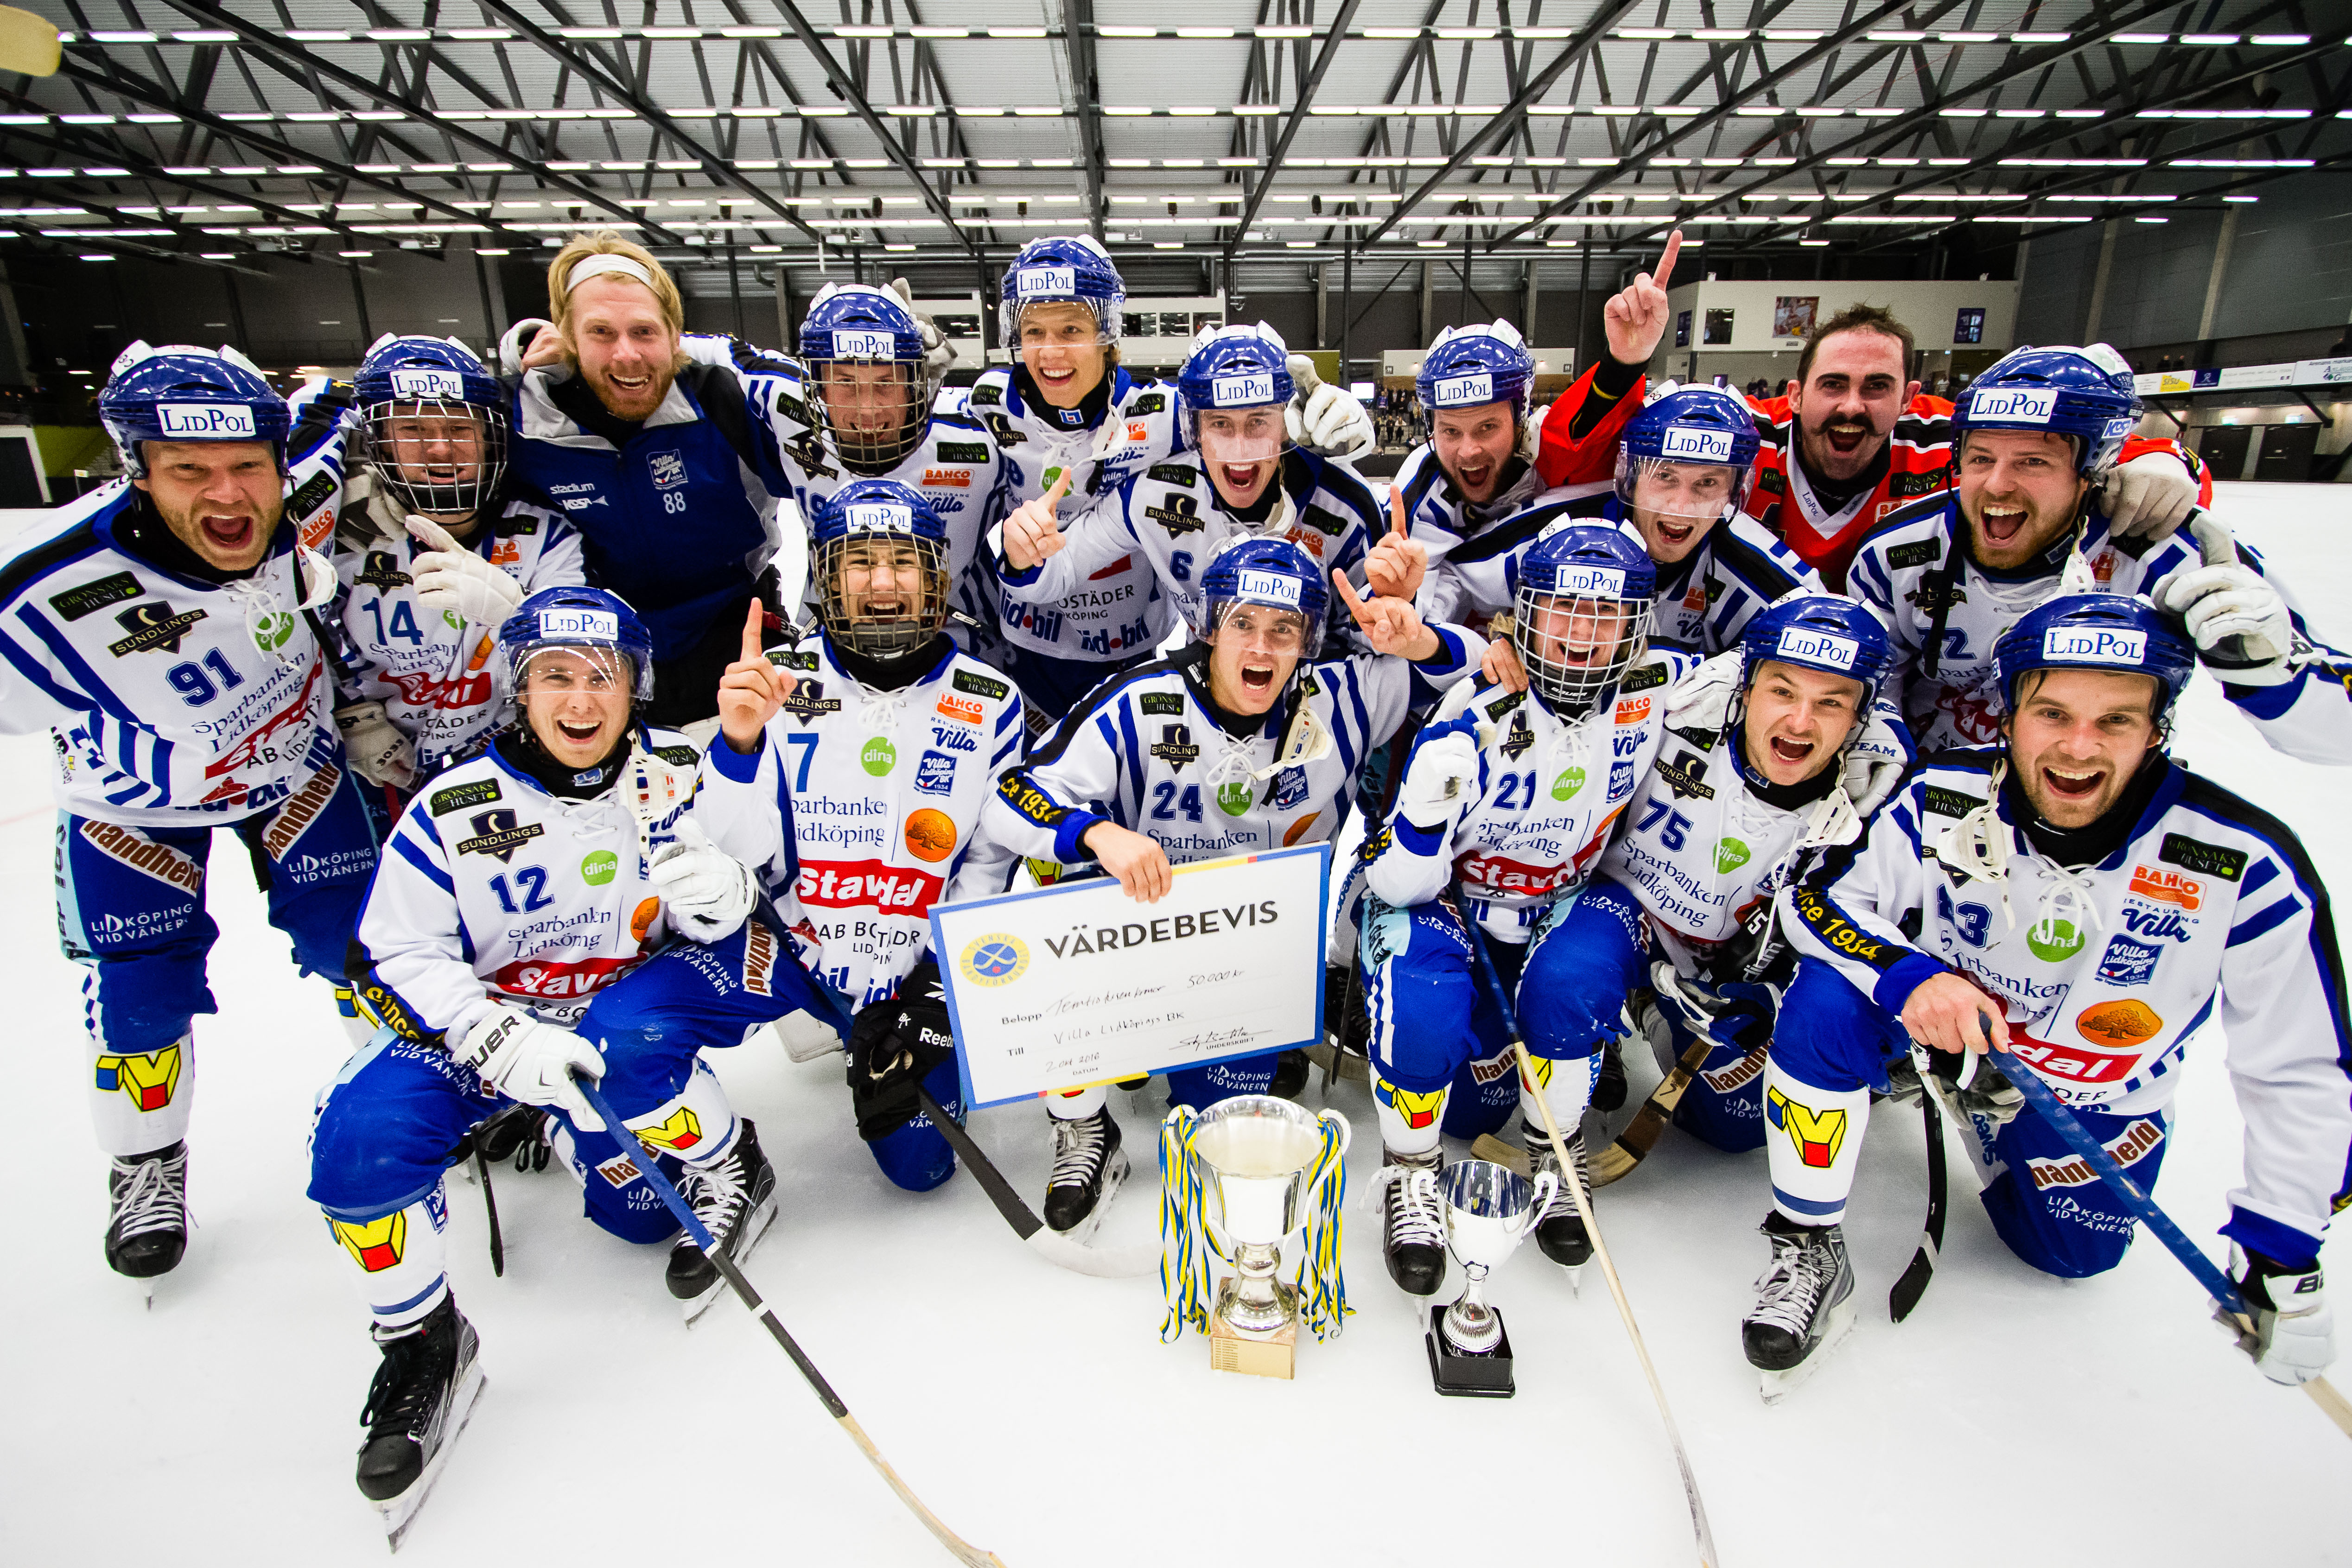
[
  {"left": 680, "top": 1191, "right": 779, "bottom": 1326},
  {"left": 378, "top": 1361, "right": 486, "bottom": 1553},
  {"left": 1051, "top": 1148, "right": 1132, "bottom": 1246},
  {"left": 1757, "top": 1295, "right": 1858, "bottom": 1406}
]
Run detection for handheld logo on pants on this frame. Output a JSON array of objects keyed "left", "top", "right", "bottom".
[{"left": 1767, "top": 1086, "right": 1848, "bottom": 1169}]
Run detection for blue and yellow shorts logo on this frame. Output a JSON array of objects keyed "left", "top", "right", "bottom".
[
  {"left": 331, "top": 1212, "right": 407, "bottom": 1273},
  {"left": 1766, "top": 1087, "right": 1849, "bottom": 1170},
  {"left": 94, "top": 1043, "right": 182, "bottom": 1113},
  {"left": 1373, "top": 1074, "right": 1447, "bottom": 1131},
  {"left": 633, "top": 1106, "right": 705, "bottom": 1154}
]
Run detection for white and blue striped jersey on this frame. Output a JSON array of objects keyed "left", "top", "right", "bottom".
[
  {"left": 986, "top": 631, "right": 1484, "bottom": 870},
  {"left": 1784, "top": 747, "right": 2352, "bottom": 1259},
  {"left": 1847, "top": 494, "right": 2352, "bottom": 761}
]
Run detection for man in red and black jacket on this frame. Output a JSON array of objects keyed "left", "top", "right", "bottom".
[{"left": 1535, "top": 233, "right": 2209, "bottom": 590}]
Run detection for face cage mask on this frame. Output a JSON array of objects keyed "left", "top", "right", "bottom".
[
  {"left": 363, "top": 399, "right": 509, "bottom": 519},
  {"left": 501, "top": 642, "right": 648, "bottom": 734},
  {"left": 816, "top": 534, "right": 951, "bottom": 659},
  {"left": 1208, "top": 596, "right": 1323, "bottom": 664},
  {"left": 1613, "top": 451, "right": 1751, "bottom": 526},
  {"left": 814, "top": 362, "right": 938, "bottom": 473},
  {"left": 1513, "top": 586, "right": 1654, "bottom": 720}
]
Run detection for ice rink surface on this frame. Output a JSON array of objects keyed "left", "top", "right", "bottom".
[{"left": 3, "top": 481, "right": 2350, "bottom": 1568}]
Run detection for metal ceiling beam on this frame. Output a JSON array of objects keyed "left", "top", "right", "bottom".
[
  {"left": 1223, "top": 0, "right": 1363, "bottom": 258},
  {"left": 766, "top": 0, "right": 982, "bottom": 261},
  {"left": 1358, "top": 0, "right": 1650, "bottom": 248},
  {"left": 1496, "top": 0, "right": 2254, "bottom": 248},
  {"left": 133, "top": 0, "right": 686, "bottom": 242},
  {"left": 1060, "top": 0, "right": 1106, "bottom": 241}
]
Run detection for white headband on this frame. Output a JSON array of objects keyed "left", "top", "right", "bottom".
[{"left": 565, "top": 253, "right": 657, "bottom": 294}]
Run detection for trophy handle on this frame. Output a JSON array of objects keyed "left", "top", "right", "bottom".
[
  {"left": 1317, "top": 1108, "right": 1352, "bottom": 1155},
  {"left": 1510, "top": 1171, "right": 1560, "bottom": 1239}
]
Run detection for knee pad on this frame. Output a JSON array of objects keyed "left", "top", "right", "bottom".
[
  {"left": 1672, "top": 1043, "right": 1771, "bottom": 1153},
  {"left": 81, "top": 953, "right": 216, "bottom": 1056},
  {"left": 1439, "top": 1046, "right": 1519, "bottom": 1141},
  {"left": 1978, "top": 1108, "right": 2166, "bottom": 1280},
  {"left": 864, "top": 1056, "right": 962, "bottom": 1193},
  {"left": 1767, "top": 959, "right": 1907, "bottom": 1095},
  {"left": 553, "top": 1120, "right": 687, "bottom": 1244},
  {"left": 308, "top": 1038, "right": 484, "bottom": 1216}
]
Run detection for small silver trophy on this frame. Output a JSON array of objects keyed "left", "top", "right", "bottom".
[
  {"left": 1419, "top": 1157, "right": 1557, "bottom": 1397},
  {"left": 1187, "top": 1094, "right": 1349, "bottom": 1379}
]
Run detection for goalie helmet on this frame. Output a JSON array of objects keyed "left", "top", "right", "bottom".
[
  {"left": 496, "top": 584, "right": 655, "bottom": 716},
  {"left": 1953, "top": 345, "right": 2142, "bottom": 478},
  {"left": 355, "top": 333, "right": 509, "bottom": 520},
  {"left": 1512, "top": 523, "right": 1656, "bottom": 719},
  {"left": 798, "top": 283, "right": 934, "bottom": 471},
  {"left": 811, "top": 478, "right": 952, "bottom": 659}
]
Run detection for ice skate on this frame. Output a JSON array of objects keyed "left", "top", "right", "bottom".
[
  {"left": 106, "top": 1142, "right": 188, "bottom": 1302},
  {"left": 666, "top": 1119, "right": 779, "bottom": 1322},
  {"left": 1376, "top": 1147, "right": 1446, "bottom": 1296},
  {"left": 1043, "top": 1107, "right": 1128, "bottom": 1238},
  {"left": 356, "top": 1295, "right": 485, "bottom": 1550},
  {"left": 1745, "top": 1210, "right": 1856, "bottom": 1403},
  {"left": 1527, "top": 1125, "right": 1592, "bottom": 1282}
]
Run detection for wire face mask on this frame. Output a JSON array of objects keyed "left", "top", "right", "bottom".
[
  {"left": 1513, "top": 577, "right": 1655, "bottom": 720},
  {"left": 817, "top": 533, "right": 949, "bottom": 659},
  {"left": 363, "top": 399, "right": 508, "bottom": 518},
  {"left": 814, "top": 361, "right": 931, "bottom": 470}
]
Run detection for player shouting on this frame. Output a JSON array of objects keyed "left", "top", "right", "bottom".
[
  {"left": 0, "top": 342, "right": 371, "bottom": 1286},
  {"left": 1356, "top": 526, "right": 1697, "bottom": 1289},
  {"left": 753, "top": 481, "right": 1022, "bottom": 1194},
  {"left": 1749, "top": 594, "right": 2348, "bottom": 1396},
  {"left": 310, "top": 585, "right": 820, "bottom": 1530},
  {"left": 1523, "top": 595, "right": 1901, "bottom": 1164},
  {"left": 1531, "top": 233, "right": 2206, "bottom": 588},
  {"left": 326, "top": 333, "right": 584, "bottom": 800},
  {"left": 986, "top": 539, "right": 1482, "bottom": 1234},
  {"left": 1847, "top": 345, "right": 2352, "bottom": 762}
]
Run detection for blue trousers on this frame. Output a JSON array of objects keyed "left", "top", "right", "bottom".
[
  {"left": 310, "top": 915, "right": 821, "bottom": 1240},
  {"left": 1772, "top": 957, "right": 2170, "bottom": 1279}
]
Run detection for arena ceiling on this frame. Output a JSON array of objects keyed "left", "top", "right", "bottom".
[{"left": 2, "top": 0, "right": 2345, "bottom": 288}]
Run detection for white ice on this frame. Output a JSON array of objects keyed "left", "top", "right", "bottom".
[{"left": 3, "top": 482, "right": 2349, "bottom": 1568}]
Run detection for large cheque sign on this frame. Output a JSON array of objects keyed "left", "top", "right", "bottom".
[{"left": 929, "top": 843, "right": 1331, "bottom": 1109}]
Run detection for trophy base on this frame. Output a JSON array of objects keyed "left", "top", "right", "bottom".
[
  {"left": 1209, "top": 1313, "right": 1297, "bottom": 1379},
  {"left": 1426, "top": 1306, "right": 1516, "bottom": 1398}
]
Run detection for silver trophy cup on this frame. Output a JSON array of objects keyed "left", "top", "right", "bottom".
[
  {"left": 1418, "top": 1157, "right": 1557, "bottom": 1396},
  {"left": 1189, "top": 1094, "right": 1349, "bottom": 1378}
]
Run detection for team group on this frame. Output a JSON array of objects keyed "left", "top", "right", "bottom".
[{"left": 2, "top": 222, "right": 2347, "bottom": 1527}]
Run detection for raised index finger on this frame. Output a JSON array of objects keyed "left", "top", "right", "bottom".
[
  {"left": 1330, "top": 567, "right": 1373, "bottom": 624},
  {"left": 1047, "top": 465, "right": 1074, "bottom": 504},
  {"left": 740, "top": 599, "right": 765, "bottom": 663},
  {"left": 1389, "top": 485, "right": 1411, "bottom": 541},
  {"left": 1655, "top": 229, "right": 1684, "bottom": 290}
]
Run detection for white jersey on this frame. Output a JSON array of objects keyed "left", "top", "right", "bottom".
[
  {"left": 1362, "top": 648, "right": 1701, "bottom": 941},
  {"left": 762, "top": 629, "right": 1023, "bottom": 1010},
  {"left": 0, "top": 486, "right": 349, "bottom": 827},
  {"left": 350, "top": 724, "right": 795, "bottom": 1043},
  {"left": 995, "top": 447, "right": 1382, "bottom": 651},
  {"left": 1785, "top": 747, "right": 2352, "bottom": 1256},
  {"left": 1847, "top": 494, "right": 2352, "bottom": 761},
  {"left": 965, "top": 365, "right": 1181, "bottom": 665},
  {"left": 330, "top": 492, "right": 586, "bottom": 774},
  {"left": 986, "top": 632, "right": 1485, "bottom": 869}
]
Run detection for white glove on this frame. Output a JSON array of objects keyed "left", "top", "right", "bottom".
[
  {"left": 890, "top": 277, "right": 957, "bottom": 380},
  {"left": 1663, "top": 649, "right": 1744, "bottom": 734},
  {"left": 2150, "top": 514, "right": 2299, "bottom": 685},
  {"left": 1840, "top": 712, "right": 1910, "bottom": 819},
  {"left": 1284, "top": 354, "right": 1377, "bottom": 458},
  {"left": 407, "top": 515, "right": 525, "bottom": 626},
  {"left": 649, "top": 818, "right": 757, "bottom": 943},
  {"left": 2100, "top": 451, "right": 2199, "bottom": 541},
  {"left": 458, "top": 1004, "right": 607, "bottom": 1130},
  {"left": 2229, "top": 1247, "right": 2333, "bottom": 1386},
  {"left": 1397, "top": 724, "right": 1480, "bottom": 829},
  {"left": 334, "top": 699, "right": 418, "bottom": 791}
]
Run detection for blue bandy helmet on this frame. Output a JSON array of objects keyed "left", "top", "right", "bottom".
[
  {"left": 1954, "top": 345, "right": 2141, "bottom": 478},
  {"left": 1178, "top": 323, "right": 1295, "bottom": 466},
  {"left": 1513, "top": 522, "right": 1657, "bottom": 719},
  {"left": 98, "top": 340, "right": 289, "bottom": 478},
  {"left": 355, "top": 333, "right": 509, "bottom": 519},
  {"left": 1740, "top": 591, "right": 1896, "bottom": 710},
  {"left": 1201, "top": 536, "right": 1330, "bottom": 662},
  {"left": 497, "top": 584, "right": 656, "bottom": 717},
  {"left": 998, "top": 235, "right": 1125, "bottom": 346},
  {"left": 810, "top": 477, "right": 952, "bottom": 658},
  {"left": 1993, "top": 592, "right": 2195, "bottom": 726},
  {"left": 1615, "top": 382, "right": 1762, "bottom": 522},
  {"left": 798, "top": 283, "right": 934, "bottom": 470},
  {"left": 1416, "top": 321, "right": 1535, "bottom": 433}
]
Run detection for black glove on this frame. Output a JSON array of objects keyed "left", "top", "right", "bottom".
[{"left": 846, "top": 961, "right": 958, "bottom": 1143}]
